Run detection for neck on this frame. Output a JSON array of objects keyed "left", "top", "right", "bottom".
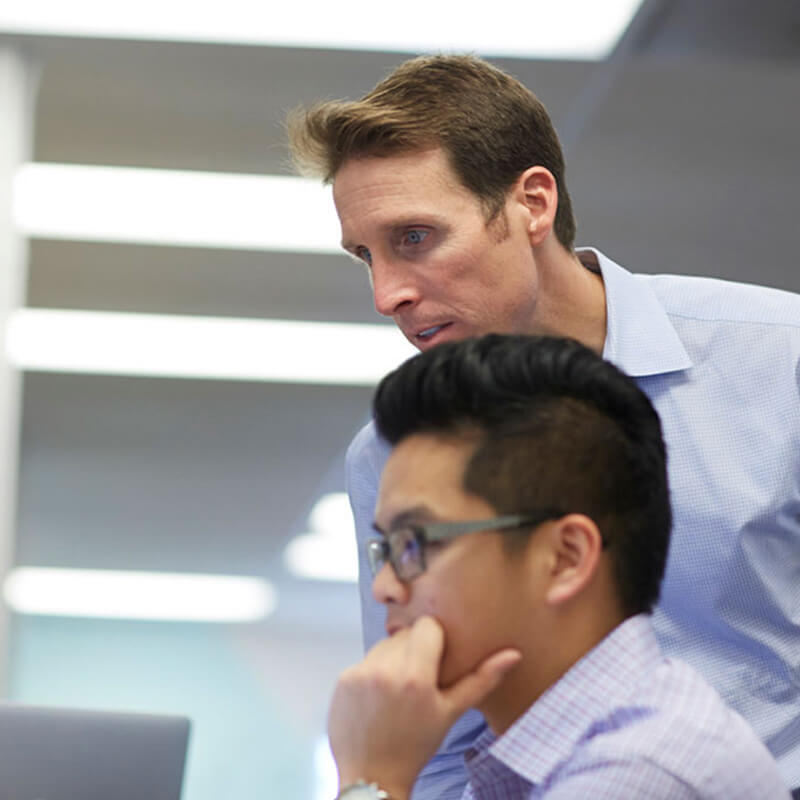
[{"left": 527, "top": 240, "right": 607, "bottom": 355}]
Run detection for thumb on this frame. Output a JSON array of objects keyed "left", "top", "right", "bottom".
[{"left": 441, "top": 648, "right": 522, "bottom": 716}]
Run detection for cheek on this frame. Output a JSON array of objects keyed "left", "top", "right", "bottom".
[
  {"left": 436, "top": 609, "right": 496, "bottom": 689},
  {"left": 436, "top": 578, "right": 523, "bottom": 686},
  {"left": 421, "top": 543, "right": 518, "bottom": 687},
  {"left": 406, "top": 587, "right": 471, "bottom": 686},
  {"left": 434, "top": 592, "right": 504, "bottom": 688},
  {"left": 432, "top": 235, "right": 487, "bottom": 281}
]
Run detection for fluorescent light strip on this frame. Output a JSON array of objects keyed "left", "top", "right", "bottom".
[
  {"left": 14, "top": 163, "right": 342, "bottom": 253},
  {"left": 3, "top": 567, "right": 276, "bottom": 622},
  {"left": 0, "top": 1, "right": 645, "bottom": 61},
  {"left": 6, "top": 309, "right": 416, "bottom": 385}
]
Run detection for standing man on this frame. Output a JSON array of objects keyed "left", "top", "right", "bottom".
[
  {"left": 288, "top": 54, "right": 800, "bottom": 798},
  {"left": 327, "top": 333, "right": 790, "bottom": 799}
]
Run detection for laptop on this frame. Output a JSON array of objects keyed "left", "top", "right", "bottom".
[{"left": 0, "top": 702, "right": 190, "bottom": 800}]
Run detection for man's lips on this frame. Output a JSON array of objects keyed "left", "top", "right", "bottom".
[
  {"left": 414, "top": 322, "right": 453, "bottom": 343},
  {"left": 386, "top": 622, "right": 405, "bottom": 637}
]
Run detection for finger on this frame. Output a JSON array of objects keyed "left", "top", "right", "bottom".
[
  {"left": 441, "top": 648, "right": 522, "bottom": 716},
  {"left": 405, "top": 616, "right": 447, "bottom": 680}
]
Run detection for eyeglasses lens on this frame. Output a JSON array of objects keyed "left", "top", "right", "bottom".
[
  {"left": 367, "top": 539, "right": 387, "bottom": 577},
  {"left": 389, "top": 528, "right": 423, "bottom": 581}
]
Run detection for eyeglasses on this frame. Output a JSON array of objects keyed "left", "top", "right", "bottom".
[{"left": 366, "top": 510, "right": 564, "bottom": 583}]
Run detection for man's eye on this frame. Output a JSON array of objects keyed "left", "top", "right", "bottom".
[
  {"left": 402, "top": 229, "right": 428, "bottom": 246},
  {"left": 398, "top": 539, "right": 420, "bottom": 566},
  {"left": 355, "top": 246, "right": 372, "bottom": 266},
  {"left": 391, "top": 531, "right": 420, "bottom": 566}
]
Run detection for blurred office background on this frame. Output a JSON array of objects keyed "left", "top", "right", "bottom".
[{"left": 0, "top": 1, "right": 798, "bottom": 797}]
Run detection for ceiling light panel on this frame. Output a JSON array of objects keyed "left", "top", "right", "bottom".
[
  {"left": 0, "top": 1, "right": 645, "bottom": 60},
  {"left": 14, "top": 164, "right": 342, "bottom": 253},
  {"left": 6, "top": 309, "right": 416, "bottom": 385},
  {"left": 3, "top": 567, "right": 276, "bottom": 622}
]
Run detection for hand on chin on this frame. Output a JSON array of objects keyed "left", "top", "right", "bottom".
[{"left": 328, "top": 615, "right": 521, "bottom": 799}]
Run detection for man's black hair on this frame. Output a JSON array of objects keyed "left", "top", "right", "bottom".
[{"left": 373, "top": 334, "right": 671, "bottom": 616}]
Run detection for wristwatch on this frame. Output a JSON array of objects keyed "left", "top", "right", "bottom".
[{"left": 335, "top": 780, "right": 392, "bottom": 799}]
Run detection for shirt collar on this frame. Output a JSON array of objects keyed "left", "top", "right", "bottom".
[
  {"left": 577, "top": 248, "right": 693, "bottom": 377},
  {"left": 466, "top": 615, "right": 663, "bottom": 788}
]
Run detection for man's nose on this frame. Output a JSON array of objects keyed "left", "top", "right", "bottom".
[
  {"left": 371, "top": 561, "right": 409, "bottom": 606},
  {"left": 371, "top": 260, "right": 421, "bottom": 317}
]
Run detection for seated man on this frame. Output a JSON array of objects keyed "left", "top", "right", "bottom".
[{"left": 327, "top": 334, "right": 789, "bottom": 800}]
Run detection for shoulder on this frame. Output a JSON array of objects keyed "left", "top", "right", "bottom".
[
  {"left": 641, "top": 273, "right": 800, "bottom": 331},
  {"left": 345, "top": 420, "right": 391, "bottom": 508},
  {"left": 346, "top": 419, "right": 380, "bottom": 464},
  {"left": 345, "top": 420, "right": 389, "bottom": 474},
  {"left": 538, "top": 760, "right": 696, "bottom": 799},
  {"left": 562, "top": 659, "right": 787, "bottom": 797},
  {"left": 639, "top": 274, "right": 800, "bottom": 387}
]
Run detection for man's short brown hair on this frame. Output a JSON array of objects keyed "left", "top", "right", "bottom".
[{"left": 287, "top": 54, "right": 576, "bottom": 250}]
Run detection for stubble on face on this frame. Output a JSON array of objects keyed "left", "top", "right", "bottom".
[{"left": 485, "top": 205, "right": 510, "bottom": 243}]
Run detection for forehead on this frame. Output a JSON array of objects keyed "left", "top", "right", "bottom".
[
  {"left": 334, "top": 147, "right": 461, "bottom": 199},
  {"left": 332, "top": 148, "right": 482, "bottom": 239},
  {"left": 376, "top": 432, "right": 493, "bottom": 526}
]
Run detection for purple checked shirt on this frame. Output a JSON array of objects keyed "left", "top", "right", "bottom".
[{"left": 461, "top": 615, "right": 790, "bottom": 799}]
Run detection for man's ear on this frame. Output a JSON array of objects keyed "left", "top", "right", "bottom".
[
  {"left": 511, "top": 165, "right": 558, "bottom": 247},
  {"left": 543, "top": 514, "right": 603, "bottom": 606}
]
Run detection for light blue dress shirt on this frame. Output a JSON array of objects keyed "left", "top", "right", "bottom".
[{"left": 345, "top": 249, "right": 800, "bottom": 799}]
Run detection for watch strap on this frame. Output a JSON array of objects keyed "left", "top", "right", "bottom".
[{"left": 335, "top": 779, "right": 392, "bottom": 799}]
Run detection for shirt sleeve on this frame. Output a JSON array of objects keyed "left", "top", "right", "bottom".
[{"left": 344, "top": 421, "right": 488, "bottom": 800}]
